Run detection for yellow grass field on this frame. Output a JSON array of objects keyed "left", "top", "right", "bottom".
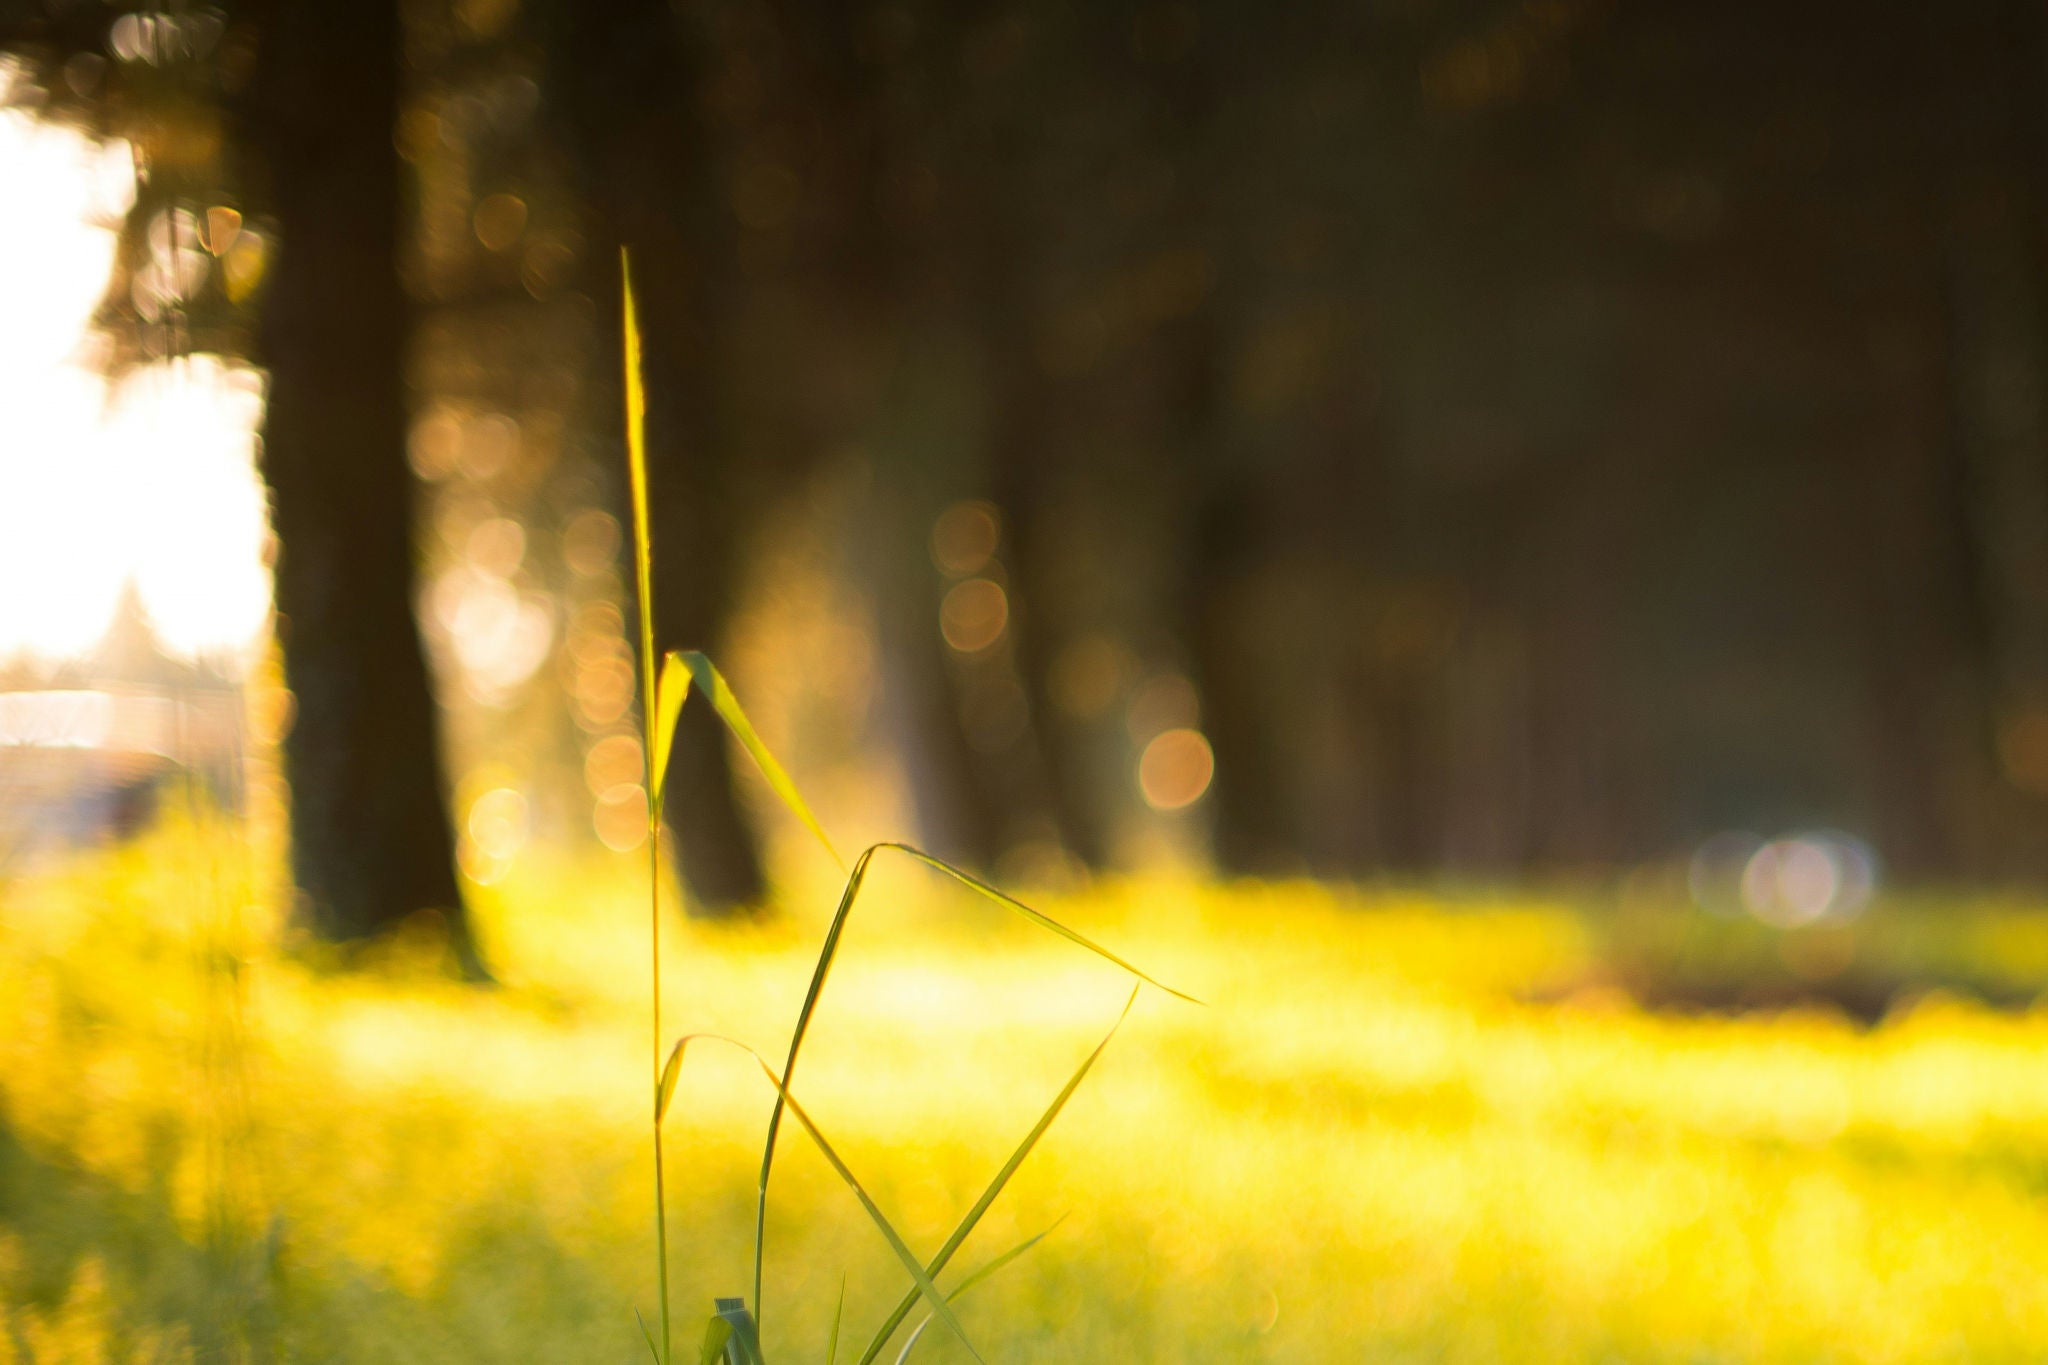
[{"left": 7, "top": 830, "right": 2048, "bottom": 1363}]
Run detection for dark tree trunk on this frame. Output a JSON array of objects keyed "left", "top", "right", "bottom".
[
  {"left": 244, "top": 0, "right": 474, "bottom": 955},
  {"left": 548, "top": 0, "right": 768, "bottom": 913}
]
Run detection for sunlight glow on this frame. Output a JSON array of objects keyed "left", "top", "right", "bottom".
[{"left": 0, "top": 100, "right": 272, "bottom": 669}]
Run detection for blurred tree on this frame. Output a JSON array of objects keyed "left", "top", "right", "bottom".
[
  {"left": 237, "top": 0, "right": 479, "bottom": 958},
  {"left": 1, "top": 0, "right": 479, "bottom": 958}
]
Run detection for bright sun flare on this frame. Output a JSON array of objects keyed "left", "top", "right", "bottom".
[{"left": 0, "top": 80, "right": 271, "bottom": 670}]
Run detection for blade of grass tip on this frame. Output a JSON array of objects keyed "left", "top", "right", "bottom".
[
  {"left": 749, "top": 1056, "right": 987, "bottom": 1365},
  {"left": 678, "top": 651, "right": 845, "bottom": 872},
  {"left": 944, "top": 1216, "right": 1067, "bottom": 1302},
  {"left": 856, "top": 989, "right": 1138, "bottom": 1365},
  {"left": 622, "top": 247, "right": 671, "bottom": 1365},
  {"left": 892, "top": 1221, "right": 1067, "bottom": 1365},
  {"left": 825, "top": 1276, "right": 845, "bottom": 1365},
  {"left": 637, "top": 1309, "right": 662, "bottom": 1365},
  {"left": 649, "top": 651, "right": 692, "bottom": 815},
  {"left": 877, "top": 843, "right": 1198, "bottom": 1002},
  {"left": 696, "top": 1317, "right": 732, "bottom": 1365},
  {"left": 622, "top": 253, "right": 657, "bottom": 776},
  {"left": 756, "top": 847, "right": 875, "bottom": 1321}
]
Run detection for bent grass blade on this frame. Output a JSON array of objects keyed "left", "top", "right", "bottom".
[
  {"left": 856, "top": 988, "right": 1139, "bottom": 1364},
  {"left": 650, "top": 651, "right": 693, "bottom": 815},
  {"left": 657, "top": 1035, "right": 687, "bottom": 1123},
  {"left": 674, "top": 650, "right": 845, "bottom": 872},
  {"left": 876, "top": 844, "right": 1198, "bottom": 1004},
  {"left": 696, "top": 1317, "right": 733, "bottom": 1365}
]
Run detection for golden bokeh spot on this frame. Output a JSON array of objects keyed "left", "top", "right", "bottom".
[
  {"left": 940, "top": 577, "right": 1009, "bottom": 653},
  {"left": 593, "top": 783, "right": 648, "bottom": 852},
  {"left": 408, "top": 408, "right": 463, "bottom": 482},
  {"left": 465, "top": 517, "right": 525, "bottom": 577},
  {"left": 584, "top": 733, "right": 644, "bottom": 798},
  {"left": 561, "top": 508, "right": 622, "bottom": 577},
  {"left": 1138, "top": 726, "right": 1214, "bottom": 811}
]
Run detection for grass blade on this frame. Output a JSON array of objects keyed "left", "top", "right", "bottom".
[
  {"left": 825, "top": 1276, "right": 845, "bottom": 1365},
  {"left": 696, "top": 1317, "right": 732, "bottom": 1365},
  {"left": 656, "top": 1035, "right": 687, "bottom": 1124},
  {"left": 942, "top": 1217, "right": 1066, "bottom": 1304},
  {"left": 856, "top": 988, "right": 1138, "bottom": 1364},
  {"left": 877, "top": 844, "right": 1198, "bottom": 1003},
  {"left": 758, "top": 843, "right": 1190, "bottom": 1327},
  {"left": 675, "top": 651, "right": 845, "bottom": 872},
  {"left": 891, "top": 1317, "right": 930, "bottom": 1363},
  {"left": 892, "top": 1221, "right": 1066, "bottom": 1365},
  {"left": 622, "top": 253, "right": 658, "bottom": 791},
  {"left": 667, "top": 1031, "right": 987, "bottom": 1363},
  {"left": 650, "top": 652, "right": 692, "bottom": 814},
  {"left": 756, "top": 847, "right": 875, "bottom": 1320},
  {"left": 752, "top": 1057, "right": 985, "bottom": 1365},
  {"left": 622, "top": 247, "right": 673, "bottom": 1365},
  {"left": 714, "top": 1299, "right": 766, "bottom": 1365},
  {"left": 638, "top": 1309, "right": 662, "bottom": 1365}
]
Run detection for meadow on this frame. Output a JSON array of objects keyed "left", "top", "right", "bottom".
[{"left": 6, "top": 827, "right": 2048, "bottom": 1363}]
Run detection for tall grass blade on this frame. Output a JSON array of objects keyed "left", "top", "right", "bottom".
[
  {"left": 755, "top": 846, "right": 876, "bottom": 1319},
  {"left": 856, "top": 988, "right": 1138, "bottom": 1364},
  {"left": 891, "top": 1220, "right": 1066, "bottom": 1365},
  {"left": 622, "top": 253, "right": 658, "bottom": 785},
  {"left": 622, "top": 247, "right": 672, "bottom": 1365},
  {"left": 825, "top": 1277, "right": 846, "bottom": 1365},
  {"left": 650, "top": 652, "right": 692, "bottom": 813},
  {"left": 674, "top": 650, "right": 845, "bottom": 872}
]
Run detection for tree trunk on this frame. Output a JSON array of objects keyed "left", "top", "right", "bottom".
[{"left": 245, "top": 0, "right": 475, "bottom": 956}]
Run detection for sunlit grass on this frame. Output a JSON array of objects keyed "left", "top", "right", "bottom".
[{"left": 7, "top": 829, "right": 2048, "bottom": 1361}]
